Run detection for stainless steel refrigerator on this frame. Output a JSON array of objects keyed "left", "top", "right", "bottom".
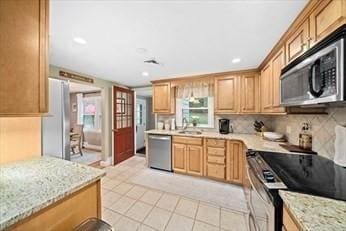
[{"left": 42, "top": 78, "right": 70, "bottom": 160}]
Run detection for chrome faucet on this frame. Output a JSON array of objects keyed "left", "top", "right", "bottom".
[{"left": 182, "top": 117, "right": 188, "bottom": 130}]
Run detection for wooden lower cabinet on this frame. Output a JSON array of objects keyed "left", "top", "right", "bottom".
[
  {"left": 9, "top": 181, "right": 101, "bottom": 231},
  {"left": 226, "top": 140, "right": 244, "bottom": 184},
  {"left": 172, "top": 137, "right": 203, "bottom": 176},
  {"left": 186, "top": 145, "right": 203, "bottom": 176},
  {"left": 173, "top": 136, "right": 247, "bottom": 186},
  {"left": 172, "top": 143, "right": 187, "bottom": 173}
]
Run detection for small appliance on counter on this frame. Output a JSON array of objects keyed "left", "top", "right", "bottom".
[
  {"left": 334, "top": 124, "right": 346, "bottom": 167},
  {"left": 219, "top": 119, "right": 230, "bottom": 134}
]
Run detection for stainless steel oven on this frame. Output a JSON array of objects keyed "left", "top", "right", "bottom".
[
  {"left": 246, "top": 151, "right": 286, "bottom": 231},
  {"left": 280, "top": 25, "right": 345, "bottom": 106},
  {"left": 246, "top": 166, "right": 275, "bottom": 231}
]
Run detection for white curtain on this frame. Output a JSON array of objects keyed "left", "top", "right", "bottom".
[
  {"left": 176, "top": 82, "right": 214, "bottom": 98},
  {"left": 76, "top": 93, "right": 84, "bottom": 124}
]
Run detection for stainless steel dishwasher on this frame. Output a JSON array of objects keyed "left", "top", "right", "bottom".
[{"left": 148, "top": 135, "right": 172, "bottom": 171}]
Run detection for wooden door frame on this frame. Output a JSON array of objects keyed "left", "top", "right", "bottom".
[{"left": 112, "top": 86, "right": 135, "bottom": 165}]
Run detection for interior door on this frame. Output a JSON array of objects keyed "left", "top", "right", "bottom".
[
  {"left": 136, "top": 98, "right": 146, "bottom": 151},
  {"left": 113, "top": 86, "right": 134, "bottom": 165}
]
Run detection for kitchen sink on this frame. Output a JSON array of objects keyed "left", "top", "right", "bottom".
[{"left": 178, "top": 130, "right": 202, "bottom": 135}]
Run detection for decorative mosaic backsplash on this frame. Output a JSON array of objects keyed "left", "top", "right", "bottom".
[{"left": 157, "top": 107, "right": 346, "bottom": 160}]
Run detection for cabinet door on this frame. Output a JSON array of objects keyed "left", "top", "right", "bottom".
[
  {"left": 153, "top": 82, "right": 174, "bottom": 114},
  {"left": 186, "top": 145, "right": 203, "bottom": 176},
  {"left": 215, "top": 76, "right": 239, "bottom": 114},
  {"left": 172, "top": 143, "right": 187, "bottom": 173},
  {"left": 226, "top": 141, "right": 243, "bottom": 184},
  {"left": 260, "top": 63, "right": 273, "bottom": 112},
  {"left": 241, "top": 74, "right": 260, "bottom": 113},
  {"left": 0, "top": 0, "right": 49, "bottom": 115},
  {"left": 309, "top": 0, "right": 346, "bottom": 47},
  {"left": 286, "top": 19, "right": 309, "bottom": 63},
  {"left": 271, "top": 47, "right": 286, "bottom": 113}
]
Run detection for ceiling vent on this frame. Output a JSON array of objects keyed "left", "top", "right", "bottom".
[{"left": 144, "top": 59, "right": 163, "bottom": 66}]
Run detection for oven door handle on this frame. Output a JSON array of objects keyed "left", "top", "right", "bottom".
[
  {"left": 246, "top": 212, "right": 259, "bottom": 231},
  {"left": 246, "top": 166, "right": 270, "bottom": 206}
]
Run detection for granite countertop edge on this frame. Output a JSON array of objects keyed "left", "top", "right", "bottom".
[
  {"left": 0, "top": 157, "right": 106, "bottom": 230},
  {"left": 279, "top": 190, "right": 346, "bottom": 231}
]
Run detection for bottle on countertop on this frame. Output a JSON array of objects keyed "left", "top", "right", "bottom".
[{"left": 299, "top": 123, "right": 312, "bottom": 150}]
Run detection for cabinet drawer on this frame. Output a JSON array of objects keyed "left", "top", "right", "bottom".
[
  {"left": 207, "top": 164, "right": 225, "bottom": 179},
  {"left": 173, "top": 136, "right": 203, "bottom": 145},
  {"left": 207, "top": 147, "right": 225, "bottom": 156},
  {"left": 206, "top": 139, "right": 226, "bottom": 148},
  {"left": 207, "top": 156, "right": 225, "bottom": 165}
]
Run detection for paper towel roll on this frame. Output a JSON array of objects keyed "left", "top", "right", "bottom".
[{"left": 334, "top": 125, "right": 346, "bottom": 167}]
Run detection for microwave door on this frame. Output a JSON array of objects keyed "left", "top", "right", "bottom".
[{"left": 280, "top": 66, "right": 311, "bottom": 105}]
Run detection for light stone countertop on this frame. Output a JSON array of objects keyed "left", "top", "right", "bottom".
[
  {"left": 0, "top": 157, "right": 105, "bottom": 230},
  {"left": 145, "top": 129, "right": 292, "bottom": 154},
  {"left": 280, "top": 190, "right": 346, "bottom": 231}
]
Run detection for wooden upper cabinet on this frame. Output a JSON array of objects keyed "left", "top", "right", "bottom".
[
  {"left": 286, "top": 19, "right": 309, "bottom": 64},
  {"left": 172, "top": 143, "right": 187, "bottom": 173},
  {"left": 240, "top": 74, "right": 260, "bottom": 113},
  {"left": 226, "top": 140, "right": 244, "bottom": 184},
  {"left": 260, "top": 63, "right": 273, "bottom": 112},
  {"left": 309, "top": 0, "right": 346, "bottom": 47},
  {"left": 186, "top": 145, "right": 203, "bottom": 176},
  {"left": 152, "top": 82, "right": 175, "bottom": 114},
  {"left": 215, "top": 76, "right": 239, "bottom": 114},
  {"left": 0, "top": 0, "right": 49, "bottom": 115},
  {"left": 271, "top": 47, "right": 286, "bottom": 113}
]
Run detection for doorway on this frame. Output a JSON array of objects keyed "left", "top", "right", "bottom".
[
  {"left": 69, "top": 82, "right": 103, "bottom": 165},
  {"left": 133, "top": 86, "right": 155, "bottom": 155},
  {"left": 136, "top": 98, "right": 146, "bottom": 154}
]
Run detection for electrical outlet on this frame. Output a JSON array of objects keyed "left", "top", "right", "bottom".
[{"left": 286, "top": 126, "right": 291, "bottom": 134}]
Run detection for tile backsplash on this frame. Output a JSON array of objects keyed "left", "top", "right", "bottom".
[
  {"left": 272, "top": 107, "right": 346, "bottom": 160},
  {"left": 157, "top": 107, "right": 346, "bottom": 160}
]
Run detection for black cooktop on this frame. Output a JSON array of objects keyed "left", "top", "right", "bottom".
[{"left": 259, "top": 152, "right": 346, "bottom": 201}]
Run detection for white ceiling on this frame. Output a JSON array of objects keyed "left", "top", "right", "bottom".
[
  {"left": 69, "top": 82, "right": 101, "bottom": 93},
  {"left": 50, "top": 0, "right": 307, "bottom": 87}
]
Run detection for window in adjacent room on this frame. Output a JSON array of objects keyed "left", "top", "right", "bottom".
[{"left": 82, "top": 96, "right": 102, "bottom": 131}]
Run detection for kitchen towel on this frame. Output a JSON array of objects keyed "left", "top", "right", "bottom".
[{"left": 334, "top": 124, "right": 346, "bottom": 167}]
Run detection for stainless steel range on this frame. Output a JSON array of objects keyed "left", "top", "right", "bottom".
[
  {"left": 246, "top": 150, "right": 346, "bottom": 231},
  {"left": 245, "top": 150, "right": 286, "bottom": 231}
]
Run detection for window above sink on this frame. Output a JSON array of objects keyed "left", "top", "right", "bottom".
[{"left": 176, "top": 97, "right": 214, "bottom": 128}]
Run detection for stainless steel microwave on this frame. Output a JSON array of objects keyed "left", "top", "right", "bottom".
[{"left": 280, "top": 26, "right": 345, "bottom": 106}]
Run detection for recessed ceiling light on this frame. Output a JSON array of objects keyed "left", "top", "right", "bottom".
[
  {"left": 73, "top": 37, "right": 87, "bottom": 45},
  {"left": 142, "top": 71, "right": 149, "bottom": 77},
  {"left": 232, "top": 58, "right": 241, "bottom": 63},
  {"left": 136, "top": 48, "right": 147, "bottom": 54}
]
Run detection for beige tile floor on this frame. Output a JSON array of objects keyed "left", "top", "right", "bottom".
[{"left": 101, "top": 156, "right": 248, "bottom": 231}]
